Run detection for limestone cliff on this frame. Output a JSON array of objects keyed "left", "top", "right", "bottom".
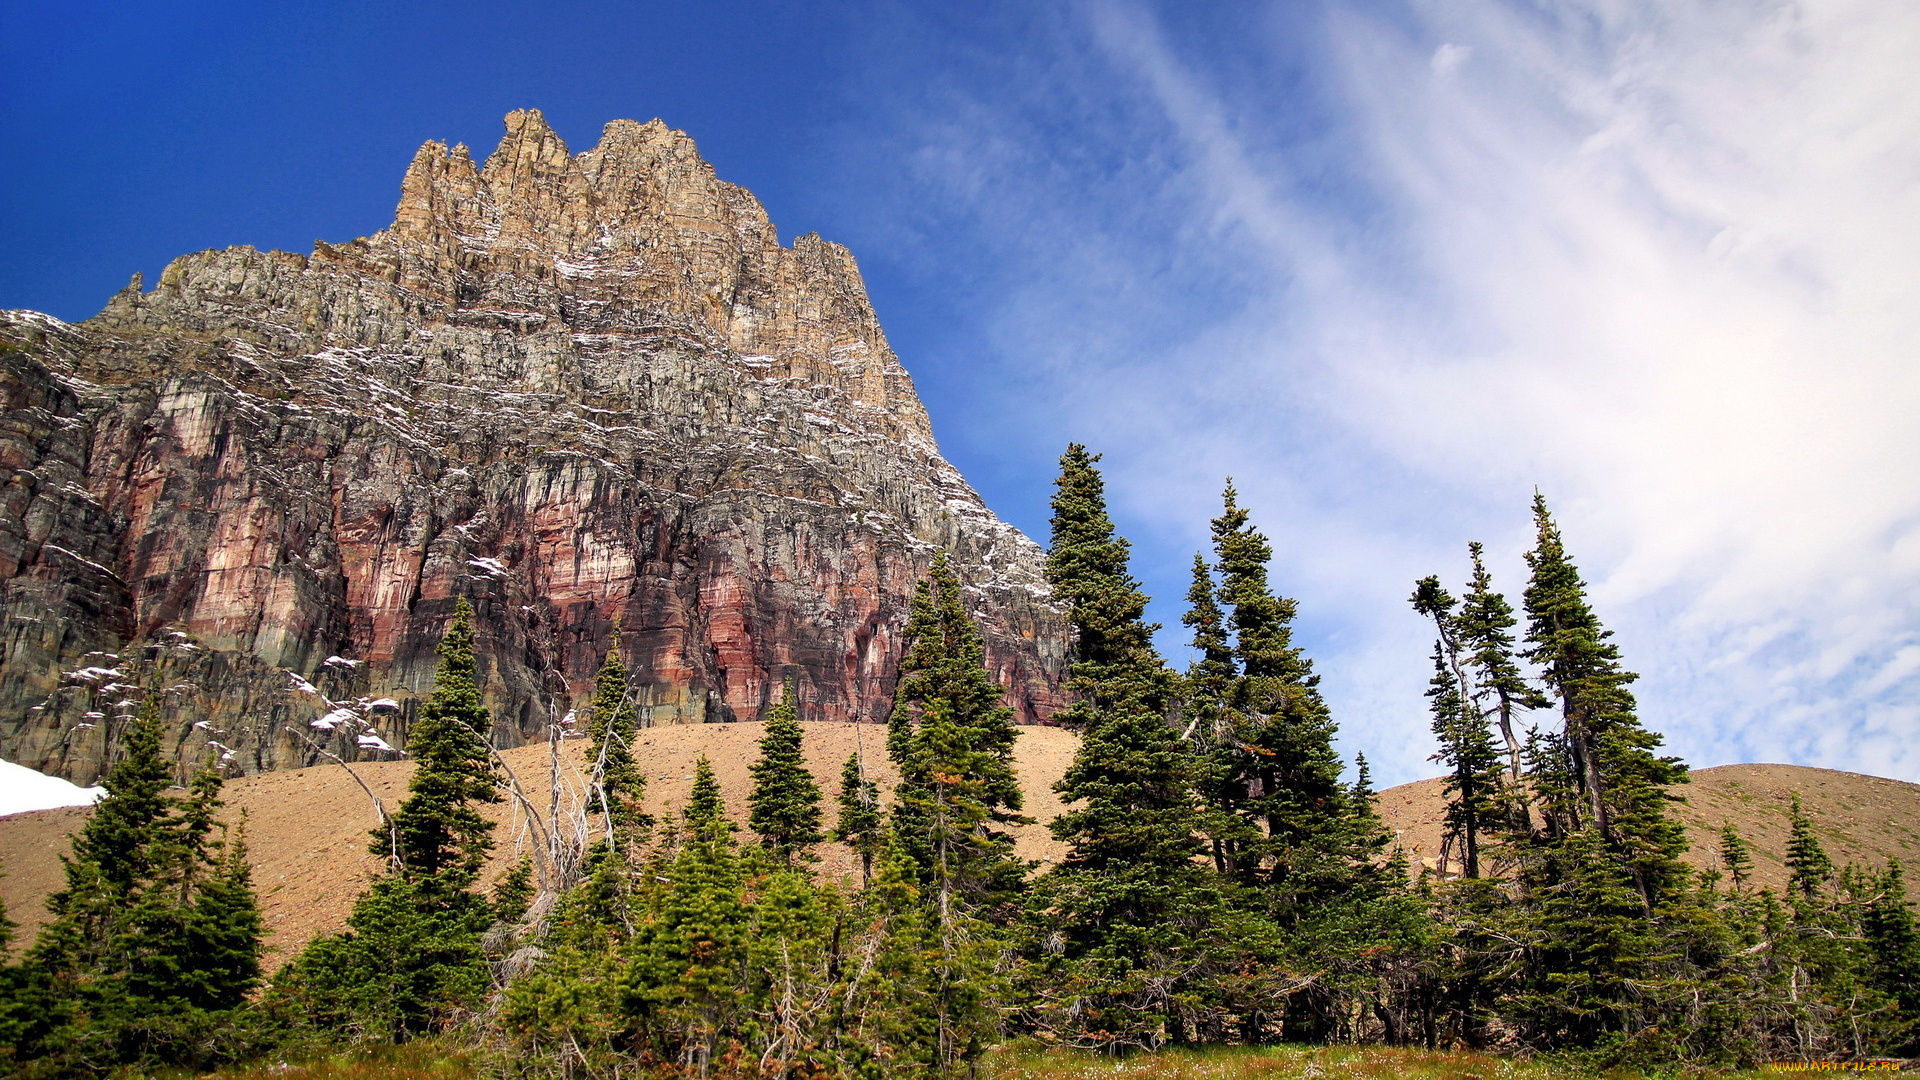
[{"left": 0, "top": 110, "right": 1067, "bottom": 785}]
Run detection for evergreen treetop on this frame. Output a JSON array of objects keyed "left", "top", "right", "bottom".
[
  {"left": 748, "top": 681, "right": 825, "bottom": 864},
  {"left": 381, "top": 597, "right": 502, "bottom": 884},
  {"left": 585, "top": 625, "right": 650, "bottom": 844}
]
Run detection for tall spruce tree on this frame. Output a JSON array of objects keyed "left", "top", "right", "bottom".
[
  {"left": 887, "top": 552, "right": 1027, "bottom": 913},
  {"left": 1411, "top": 575, "right": 1505, "bottom": 878},
  {"left": 1456, "top": 543, "right": 1546, "bottom": 786},
  {"left": 1209, "top": 483, "right": 1354, "bottom": 896},
  {"left": 1032, "top": 444, "right": 1211, "bottom": 1048},
  {"left": 1784, "top": 794, "right": 1833, "bottom": 901},
  {"left": 281, "top": 597, "right": 504, "bottom": 1040},
  {"left": 833, "top": 751, "right": 884, "bottom": 886},
  {"left": 585, "top": 627, "right": 651, "bottom": 848},
  {"left": 1522, "top": 494, "right": 1689, "bottom": 908},
  {"left": 748, "top": 681, "right": 825, "bottom": 864}
]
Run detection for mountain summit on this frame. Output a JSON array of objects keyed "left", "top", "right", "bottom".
[{"left": 0, "top": 110, "right": 1066, "bottom": 784}]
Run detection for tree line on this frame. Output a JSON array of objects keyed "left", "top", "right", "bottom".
[{"left": 1, "top": 446, "right": 1916, "bottom": 1076}]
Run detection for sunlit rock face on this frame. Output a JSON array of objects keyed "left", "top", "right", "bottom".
[{"left": 0, "top": 110, "right": 1067, "bottom": 785}]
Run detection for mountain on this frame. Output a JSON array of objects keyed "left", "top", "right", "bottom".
[{"left": 0, "top": 110, "right": 1067, "bottom": 785}]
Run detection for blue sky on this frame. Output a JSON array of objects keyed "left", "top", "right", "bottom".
[{"left": 4, "top": 0, "right": 1916, "bottom": 788}]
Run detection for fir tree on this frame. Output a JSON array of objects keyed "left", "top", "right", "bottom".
[
  {"left": 1784, "top": 794, "right": 1833, "bottom": 901},
  {"left": 833, "top": 751, "right": 884, "bottom": 886},
  {"left": 1862, "top": 861, "right": 1920, "bottom": 1053},
  {"left": 282, "top": 597, "right": 503, "bottom": 1040},
  {"left": 1208, "top": 483, "right": 1353, "bottom": 897},
  {"left": 1522, "top": 494, "right": 1689, "bottom": 908},
  {"left": 585, "top": 626, "right": 651, "bottom": 847},
  {"left": 625, "top": 755, "right": 750, "bottom": 1074},
  {"left": 888, "top": 552, "right": 1027, "bottom": 912},
  {"left": 1411, "top": 576, "right": 1503, "bottom": 878},
  {"left": 18, "top": 687, "right": 264, "bottom": 1072},
  {"left": 1182, "top": 551, "right": 1258, "bottom": 877},
  {"left": 748, "top": 681, "right": 825, "bottom": 864},
  {"left": 1719, "top": 824, "right": 1755, "bottom": 892},
  {"left": 1033, "top": 444, "right": 1211, "bottom": 1048},
  {"left": 1456, "top": 542, "right": 1546, "bottom": 784},
  {"left": 384, "top": 598, "right": 502, "bottom": 882}
]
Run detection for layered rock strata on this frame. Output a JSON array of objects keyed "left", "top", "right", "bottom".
[{"left": 0, "top": 110, "right": 1066, "bottom": 785}]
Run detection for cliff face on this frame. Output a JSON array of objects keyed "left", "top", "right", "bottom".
[{"left": 0, "top": 110, "right": 1067, "bottom": 785}]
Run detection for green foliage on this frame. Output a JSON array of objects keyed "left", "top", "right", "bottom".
[
  {"left": 888, "top": 552, "right": 1028, "bottom": 914},
  {"left": 1785, "top": 793, "right": 1834, "bottom": 900},
  {"left": 1031, "top": 443, "right": 1214, "bottom": 1050},
  {"left": 749, "top": 681, "right": 825, "bottom": 864},
  {"left": 1522, "top": 494, "right": 1689, "bottom": 907},
  {"left": 383, "top": 599, "right": 502, "bottom": 884},
  {"left": 1410, "top": 575, "right": 1505, "bottom": 879},
  {"left": 281, "top": 598, "right": 503, "bottom": 1042},
  {"left": 1719, "top": 824, "right": 1755, "bottom": 891},
  {"left": 584, "top": 629, "right": 652, "bottom": 848},
  {"left": 833, "top": 751, "right": 884, "bottom": 885},
  {"left": 5, "top": 688, "right": 264, "bottom": 1075}
]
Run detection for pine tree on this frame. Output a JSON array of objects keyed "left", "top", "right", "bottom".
[
  {"left": 749, "top": 681, "right": 825, "bottom": 864},
  {"left": 282, "top": 597, "right": 504, "bottom": 1040},
  {"left": 585, "top": 627, "right": 651, "bottom": 848},
  {"left": 1784, "top": 794, "right": 1833, "bottom": 901},
  {"left": 384, "top": 598, "right": 502, "bottom": 883},
  {"left": 1861, "top": 861, "right": 1920, "bottom": 1053},
  {"left": 1522, "top": 494, "right": 1689, "bottom": 909},
  {"left": 1719, "top": 824, "right": 1755, "bottom": 892},
  {"left": 1033, "top": 443, "right": 1211, "bottom": 1048},
  {"left": 18, "top": 689, "right": 264, "bottom": 1072},
  {"left": 888, "top": 552, "right": 1027, "bottom": 913},
  {"left": 1208, "top": 483, "right": 1353, "bottom": 897},
  {"left": 833, "top": 751, "right": 884, "bottom": 886}
]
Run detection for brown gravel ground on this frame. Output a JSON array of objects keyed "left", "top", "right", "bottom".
[
  {"left": 1375, "top": 762, "right": 1920, "bottom": 897},
  {"left": 0, "top": 721, "right": 1079, "bottom": 964},
  {"left": 5, "top": 733, "right": 1914, "bottom": 968}
]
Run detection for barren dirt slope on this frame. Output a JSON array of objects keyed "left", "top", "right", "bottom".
[
  {"left": 1375, "top": 762, "right": 1920, "bottom": 896},
  {"left": 0, "top": 722, "right": 1080, "bottom": 962}
]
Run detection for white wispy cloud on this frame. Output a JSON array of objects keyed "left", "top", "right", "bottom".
[{"left": 832, "top": 0, "right": 1920, "bottom": 785}]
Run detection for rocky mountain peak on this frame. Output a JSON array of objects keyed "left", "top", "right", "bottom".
[{"left": 1, "top": 111, "right": 1063, "bottom": 785}]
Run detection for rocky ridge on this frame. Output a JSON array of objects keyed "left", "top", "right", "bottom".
[{"left": 0, "top": 110, "right": 1067, "bottom": 784}]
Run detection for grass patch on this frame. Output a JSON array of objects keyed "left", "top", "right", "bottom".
[
  {"left": 185, "top": 1041, "right": 477, "bottom": 1080},
  {"left": 982, "top": 1043, "right": 1787, "bottom": 1079}
]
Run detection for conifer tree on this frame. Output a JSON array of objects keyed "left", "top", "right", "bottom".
[
  {"left": 625, "top": 755, "right": 750, "bottom": 1074},
  {"left": 1033, "top": 444, "right": 1211, "bottom": 1048},
  {"left": 888, "top": 553, "right": 1027, "bottom": 912},
  {"left": 833, "top": 751, "right": 884, "bottom": 886},
  {"left": 1182, "top": 552, "right": 1258, "bottom": 876},
  {"left": 386, "top": 598, "right": 503, "bottom": 882},
  {"left": 749, "top": 681, "right": 825, "bottom": 864},
  {"left": 1456, "top": 543, "right": 1545, "bottom": 783},
  {"left": 1522, "top": 494, "right": 1688, "bottom": 908},
  {"left": 1208, "top": 483, "right": 1353, "bottom": 896},
  {"left": 19, "top": 688, "right": 263, "bottom": 1072},
  {"left": 1785, "top": 794, "right": 1833, "bottom": 901},
  {"left": 282, "top": 597, "right": 503, "bottom": 1040},
  {"left": 1411, "top": 576, "right": 1503, "bottom": 878},
  {"left": 585, "top": 626, "right": 651, "bottom": 847},
  {"left": 1862, "top": 861, "right": 1920, "bottom": 1053},
  {"left": 1719, "top": 824, "right": 1755, "bottom": 892}
]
